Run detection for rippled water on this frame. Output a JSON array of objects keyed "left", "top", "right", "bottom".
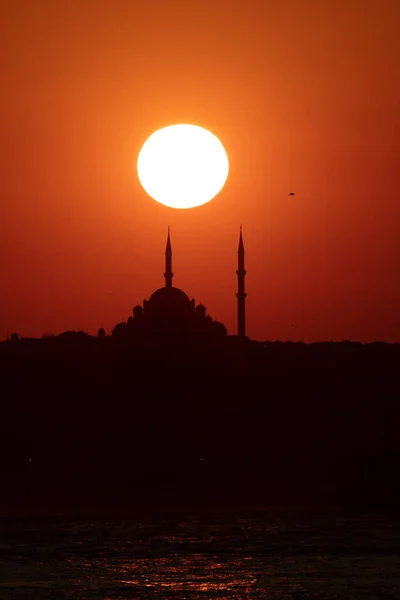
[{"left": 1, "top": 508, "right": 400, "bottom": 599}]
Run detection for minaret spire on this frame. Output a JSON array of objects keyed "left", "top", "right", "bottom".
[
  {"left": 164, "top": 227, "right": 173, "bottom": 288},
  {"left": 236, "top": 225, "right": 246, "bottom": 337}
]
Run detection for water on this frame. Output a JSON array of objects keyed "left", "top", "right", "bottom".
[{"left": 1, "top": 507, "right": 400, "bottom": 599}]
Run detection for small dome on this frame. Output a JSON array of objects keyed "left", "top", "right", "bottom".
[
  {"left": 133, "top": 305, "right": 143, "bottom": 318},
  {"left": 196, "top": 304, "right": 207, "bottom": 318}
]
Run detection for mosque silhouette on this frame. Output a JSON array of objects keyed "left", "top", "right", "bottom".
[{"left": 111, "top": 228, "right": 247, "bottom": 339}]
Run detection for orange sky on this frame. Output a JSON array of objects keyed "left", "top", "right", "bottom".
[{"left": 1, "top": 0, "right": 399, "bottom": 342}]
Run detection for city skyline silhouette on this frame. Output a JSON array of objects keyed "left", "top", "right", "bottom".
[{"left": 3, "top": 222, "right": 399, "bottom": 344}]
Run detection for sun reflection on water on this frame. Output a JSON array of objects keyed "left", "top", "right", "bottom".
[
  {"left": 3, "top": 513, "right": 400, "bottom": 599},
  {"left": 116, "top": 555, "right": 258, "bottom": 594}
]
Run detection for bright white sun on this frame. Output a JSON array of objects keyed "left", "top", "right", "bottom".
[{"left": 137, "top": 124, "right": 229, "bottom": 209}]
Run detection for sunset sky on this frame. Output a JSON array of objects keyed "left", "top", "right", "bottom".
[{"left": 2, "top": 0, "right": 399, "bottom": 342}]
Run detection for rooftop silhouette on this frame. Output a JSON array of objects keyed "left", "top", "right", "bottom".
[{"left": 111, "top": 228, "right": 246, "bottom": 340}]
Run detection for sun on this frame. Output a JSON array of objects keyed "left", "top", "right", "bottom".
[{"left": 137, "top": 124, "right": 229, "bottom": 209}]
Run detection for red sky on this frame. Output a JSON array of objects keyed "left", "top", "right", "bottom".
[{"left": 1, "top": 0, "right": 399, "bottom": 342}]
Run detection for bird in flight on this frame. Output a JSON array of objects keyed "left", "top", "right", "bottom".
[{"left": 289, "top": 192, "right": 295, "bottom": 196}]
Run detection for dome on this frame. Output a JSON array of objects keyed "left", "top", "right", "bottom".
[
  {"left": 149, "top": 286, "right": 190, "bottom": 304},
  {"left": 146, "top": 286, "right": 193, "bottom": 318}
]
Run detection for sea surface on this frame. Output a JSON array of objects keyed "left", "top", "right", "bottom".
[{"left": 1, "top": 507, "right": 400, "bottom": 599}]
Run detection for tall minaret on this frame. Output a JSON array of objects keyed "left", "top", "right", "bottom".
[
  {"left": 164, "top": 227, "right": 173, "bottom": 288},
  {"left": 236, "top": 225, "right": 246, "bottom": 337}
]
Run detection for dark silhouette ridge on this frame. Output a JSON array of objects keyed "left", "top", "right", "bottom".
[{"left": 1, "top": 230, "right": 399, "bottom": 511}]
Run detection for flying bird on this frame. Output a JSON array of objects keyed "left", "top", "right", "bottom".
[{"left": 289, "top": 192, "right": 295, "bottom": 196}]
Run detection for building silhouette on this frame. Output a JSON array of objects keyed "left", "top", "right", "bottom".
[
  {"left": 112, "top": 228, "right": 246, "bottom": 339},
  {"left": 237, "top": 224, "right": 246, "bottom": 337}
]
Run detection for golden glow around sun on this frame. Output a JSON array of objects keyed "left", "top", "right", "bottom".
[{"left": 137, "top": 124, "right": 229, "bottom": 209}]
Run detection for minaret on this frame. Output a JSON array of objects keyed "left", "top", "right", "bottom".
[
  {"left": 236, "top": 225, "right": 246, "bottom": 337},
  {"left": 164, "top": 227, "right": 173, "bottom": 288}
]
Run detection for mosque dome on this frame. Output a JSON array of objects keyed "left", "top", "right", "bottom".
[
  {"left": 146, "top": 286, "right": 193, "bottom": 318},
  {"left": 111, "top": 228, "right": 242, "bottom": 340}
]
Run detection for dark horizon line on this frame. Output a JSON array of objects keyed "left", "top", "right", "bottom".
[{"left": 1, "top": 331, "right": 399, "bottom": 346}]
